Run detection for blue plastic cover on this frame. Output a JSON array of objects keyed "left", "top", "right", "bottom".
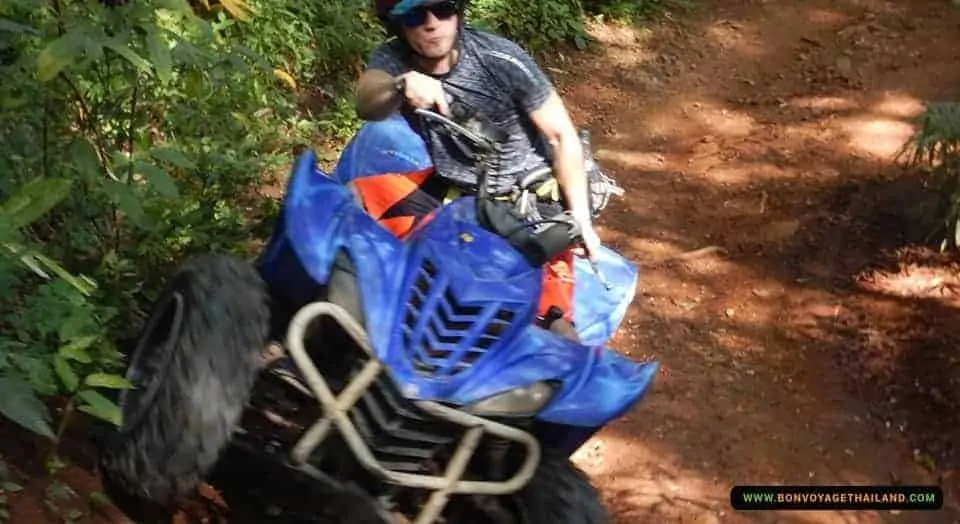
[{"left": 258, "top": 116, "right": 658, "bottom": 436}]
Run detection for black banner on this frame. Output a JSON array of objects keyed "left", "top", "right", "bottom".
[{"left": 730, "top": 485, "right": 943, "bottom": 510}]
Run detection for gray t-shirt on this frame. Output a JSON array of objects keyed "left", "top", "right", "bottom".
[{"left": 366, "top": 28, "right": 555, "bottom": 195}]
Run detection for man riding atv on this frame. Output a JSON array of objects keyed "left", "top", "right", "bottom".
[{"left": 348, "top": 0, "right": 601, "bottom": 337}]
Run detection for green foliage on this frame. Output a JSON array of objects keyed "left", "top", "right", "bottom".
[
  {"left": 469, "top": 0, "right": 593, "bottom": 51},
  {"left": 899, "top": 101, "right": 960, "bottom": 251},
  {"left": 0, "top": 0, "right": 374, "bottom": 450},
  {"left": 468, "top": 0, "right": 685, "bottom": 51},
  {"left": 0, "top": 456, "right": 24, "bottom": 522},
  {"left": 583, "top": 0, "right": 693, "bottom": 24}
]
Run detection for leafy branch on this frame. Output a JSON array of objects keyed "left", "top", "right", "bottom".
[{"left": 898, "top": 101, "right": 960, "bottom": 251}]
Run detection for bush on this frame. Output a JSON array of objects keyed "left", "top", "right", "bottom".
[
  {"left": 469, "top": 0, "right": 593, "bottom": 51},
  {"left": 899, "top": 101, "right": 960, "bottom": 251},
  {"left": 468, "top": 0, "right": 687, "bottom": 51},
  {"left": 0, "top": 0, "right": 336, "bottom": 449}
]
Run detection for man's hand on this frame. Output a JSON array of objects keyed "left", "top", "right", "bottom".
[
  {"left": 399, "top": 71, "right": 450, "bottom": 116},
  {"left": 579, "top": 223, "right": 602, "bottom": 260},
  {"left": 572, "top": 215, "right": 601, "bottom": 261},
  {"left": 355, "top": 69, "right": 450, "bottom": 120}
]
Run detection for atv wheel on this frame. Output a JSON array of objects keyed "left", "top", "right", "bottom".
[
  {"left": 98, "top": 254, "right": 270, "bottom": 515},
  {"left": 513, "top": 451, "right": 609, "bottom": 524},
  {"left": 326, "top": 249, "right": 364, "bottom": 327}
]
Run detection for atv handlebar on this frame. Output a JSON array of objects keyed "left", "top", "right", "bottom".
[
  {"left": 413, "top": 104, "right": 505, "bottom": 207},
  {"left": 412, "top": 107, "right": 586, "bottom": 268},
  {"left": 412, "top": 107, "right": 500, "bottom": 155}
]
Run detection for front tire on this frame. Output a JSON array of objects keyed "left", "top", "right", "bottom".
[
  {"left": 98, "top": 254, "right": 271, "bottom": 518},
  {"left": 514, "top": 451, "right": 609, "bottom": 523},
  {"left": 326, "top": 249, "right": 365, "bottom": 326}
]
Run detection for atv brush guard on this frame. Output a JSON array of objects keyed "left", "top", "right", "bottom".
[{"left": 283, "top": 301, "right": 541, "bottom": 524}]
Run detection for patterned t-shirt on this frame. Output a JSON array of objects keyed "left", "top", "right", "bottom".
[{"left": 365, "top": 27, "right": 555, "bottom": 196}]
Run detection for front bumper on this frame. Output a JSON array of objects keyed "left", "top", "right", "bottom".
[{"left": 279, "top": 301, "right": 542, "bottom": 524}]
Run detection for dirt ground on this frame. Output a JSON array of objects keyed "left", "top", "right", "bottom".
[
  {"left": 2, "top": 0, "right": 960, "bottom": 522},
  {"left": 552, "top": 0, "right": 960, "bottom": 522}
]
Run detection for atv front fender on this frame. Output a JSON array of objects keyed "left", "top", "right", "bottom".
[
  {"left": 260, "top": 150, "right": 407, "bottom": 354},
  {"left": 572, "top": 247, "right": 638, "bottom": 347}
]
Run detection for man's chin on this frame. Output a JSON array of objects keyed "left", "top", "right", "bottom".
[{"left": 415, "top": 44, "right": 453, "bottom": 60}]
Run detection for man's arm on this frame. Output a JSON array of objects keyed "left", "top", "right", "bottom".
[
  {"left": 485, "top": 37, "right": 590, "bottom": 222},
  {"left": 356, "top": 68, "right": 452, "bottom": 120},
  {"left": 489, "top": 34, "right": 601, "bottom": 257},
  {"left": 529, "top": 91, "right": 592, "bottom": 230}
]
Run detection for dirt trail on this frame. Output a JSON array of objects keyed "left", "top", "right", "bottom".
[{"left": 552, "top": 0, "right": 960, "bottom": 522}]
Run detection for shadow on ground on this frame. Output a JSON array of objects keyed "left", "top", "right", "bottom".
[{"left": 545, "top": 0, "right": 960, "bottom": 521}]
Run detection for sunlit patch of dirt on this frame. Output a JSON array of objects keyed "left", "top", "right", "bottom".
[
  {"left": 838, "top": 114, "right": 917, "bottom": 159},
  {"left": 700, "top": 162, "right": 797, "bottom": 185},
  {"left": 616, "top": 236, "right": 684, "bottom": 260},
  {"left": 705, "top": 19, "right": 766, "bottom": 58},
  {"left": 777, "top": 122, "right": 838, "bottom": 146},
  {"left": 686, "top": 100, "right": 758, "bottom": 137},
  {"left": 861, "top": 265, "right": 960, "bottom": 300},
  {"left": 585, "top": 19, "right": 653, "bottom": 48},
  {"left": 602, "top": 228, "right": 692, "bottom": 257},
  {"left": 786, "top": 95, "right": 859, "bottom": 112},
  {"left": 804, "top": 8, "right": 851, "bottom": 26},
  {"left": 595, "top": 149, "right": 668, "bottom": 171},
  {"left": 870, "top": 91, "right": 927, "bottom": 118},
  {"left": 573, "top": 435, "right": 736, "bottom": 521},
  {"left": 580, "top": 25, "right": 658, "bottom": 79},
  {"left": 710, "top": 327, "right": 769, "bottom": 356},
  {"left": 858, "top": 249, "right": 960, "bottom": 306},
  {"left": 623, "top": 97, "right": 760, "bottom": 143}
]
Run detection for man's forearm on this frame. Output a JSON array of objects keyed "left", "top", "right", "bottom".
[
  {"left": 552, "top": 131, "right": 593, "bottom": 226},
  {"left": 356, "top": 70, "right": 403, "bottom": 121}
]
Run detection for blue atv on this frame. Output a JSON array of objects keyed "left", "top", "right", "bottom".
[{"left": 97, "top": 107, "right": 659, "bottom": 523}]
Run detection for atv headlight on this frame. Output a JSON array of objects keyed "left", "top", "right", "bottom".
[{"left": 466, "top": 381, "right": 557, "bottom": 417}]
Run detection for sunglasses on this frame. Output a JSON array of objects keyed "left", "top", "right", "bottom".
[{"left": 395, "top": 0, "right": 459, "bottom": 27}]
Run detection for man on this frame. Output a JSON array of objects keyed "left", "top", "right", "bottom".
[{"left": 351, "top": 0, "right": 601, "bottom": 330}]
